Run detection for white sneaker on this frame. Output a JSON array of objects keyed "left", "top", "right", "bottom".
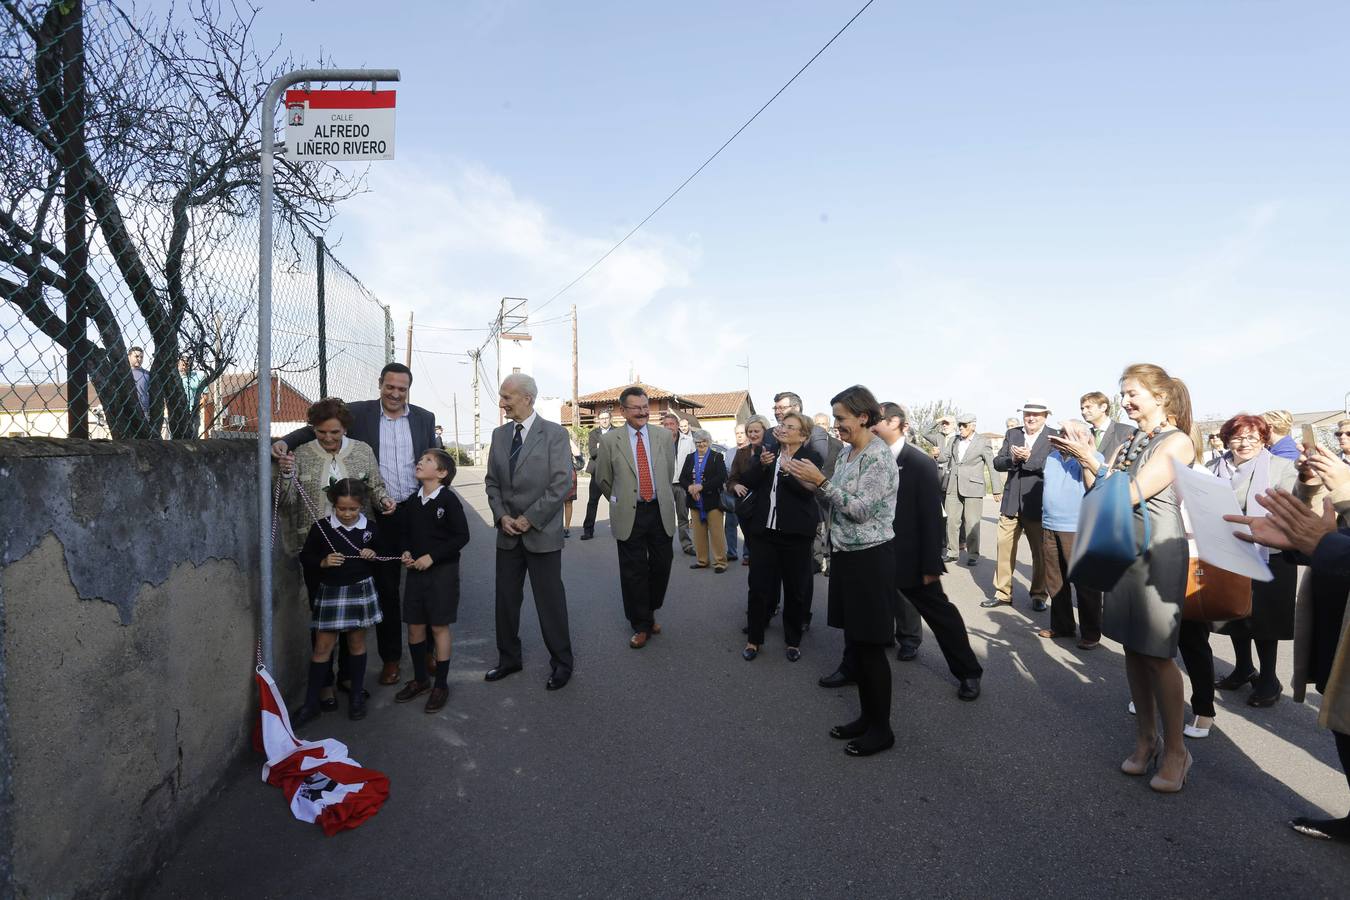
[{"left": 1128, "top": 701, "right": 1136, "bottom": 716}]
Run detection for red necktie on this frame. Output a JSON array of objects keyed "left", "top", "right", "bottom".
[{"left": 635, "top": 431, "right": 654, "bottom": 501}]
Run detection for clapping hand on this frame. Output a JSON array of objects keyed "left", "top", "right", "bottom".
[
  {"left": 759, "top": 448, "right": 776, "bottom": 466},
  {"left": 1225, "top": 488, "right": 1336, "bottom": 557},
  {"left": 782, "top": 457, "right": 824, "bottom": 487}
]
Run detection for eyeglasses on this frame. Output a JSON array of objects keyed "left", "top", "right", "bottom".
[
  {"left": 1228, "top": 435, "right": 1263, "bottom": 446},
  {"left": 622, "top": 404, "right": 649, "bottom": 413}
]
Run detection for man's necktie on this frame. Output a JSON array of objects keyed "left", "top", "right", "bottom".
[
  {"left": 635, "top": 431, "right": 654, "bottom": 501},
  {"left": 509, "top": 423, "right": 523, "bottom": 475},
  {"left": 1092, "top": 427, "right": 1103, "bottom": 450}
]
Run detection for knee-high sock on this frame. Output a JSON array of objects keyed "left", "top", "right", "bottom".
[
  {"left": 347, "top": 652, "right": 367, "bottom": 698},
  {"left": 409, "top": 640, "right": 428, "bottom": 683}
]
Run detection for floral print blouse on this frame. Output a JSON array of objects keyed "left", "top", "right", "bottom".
[{"left": 819, "top": 434, "right": 897, "bottom": 552}]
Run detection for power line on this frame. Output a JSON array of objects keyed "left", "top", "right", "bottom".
[{"left": 531, "top": 0, "right": 877, "bottom": 317}]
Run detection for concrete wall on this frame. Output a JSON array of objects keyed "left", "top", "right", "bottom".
[{"left": 0, "top": 438, "right": 310, "bottom": 898}]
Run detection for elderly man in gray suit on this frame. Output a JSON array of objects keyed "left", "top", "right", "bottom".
[
  {"left": 595, "top": 386, "right": 678, "bottom": 649},
  {"left": 483, "top": 373, "right": 575, "bottom": 690},
  {"left": 938, "top": 415, "right": 999, "bottom": 567}
]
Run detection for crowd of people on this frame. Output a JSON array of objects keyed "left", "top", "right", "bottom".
[{"left": 269, "top": 361, "right": 1350, "bottom": 841}]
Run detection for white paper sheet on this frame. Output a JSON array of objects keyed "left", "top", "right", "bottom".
[{"left": 1171, "top": 459, "right": 1273, "bottom": 582}]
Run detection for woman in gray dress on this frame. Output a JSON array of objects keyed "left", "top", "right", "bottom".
[{"left": 1055, "top": 363, "right": 1199, "bottom": 793}]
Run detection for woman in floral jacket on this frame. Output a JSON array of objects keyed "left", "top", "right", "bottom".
[{"left": 783, "top": 384, "right": 899, "bottom": 758}]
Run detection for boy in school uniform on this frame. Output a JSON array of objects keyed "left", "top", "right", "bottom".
[{"left": 394, "top": 449, "right": 471, "bottom": 713}]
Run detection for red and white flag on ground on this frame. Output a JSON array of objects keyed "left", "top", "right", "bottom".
[{"left": 253, "top": 667, "right": 389, "bottom": 835}]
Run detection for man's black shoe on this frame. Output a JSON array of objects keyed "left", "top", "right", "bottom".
[
  {"left": 485, "top": 664, "right": 523, "bottom": 682},
  {"left": 896, "top": 645, "right": 919, "bottom": 662},
  {"left": 580, "top": 530, "right": 595, "bottom": 541},
  {"left": 957, "top": 677, "right": 982, "bottom": 701},
  {"left": 818, "top": 669, "right": 854, "bottom": 688}
]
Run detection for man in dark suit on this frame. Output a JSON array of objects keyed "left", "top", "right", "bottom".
[
  {"left": 580, "top": 409, "right": 615, "bottom": 540},
  {"left": 820, "top": 403, "right": 982, "bottom": 699},
  {"left": 985, "top": 398, "right": 1058, "bottom": 611},
  {"left": 483, "top": 374, "right": 575, "bottom": 690},
  {"left": 1079, "top": 390, "right": 1134, "bottom": 463},
  {"left": 594, "top": 386, "right": 678, "bottom": 648},
  {"left": 272, "top": 362, "right": 436, "bottom": 685},
  {"left": 938, "top": 416, "right": 999, "bottom": 567}
]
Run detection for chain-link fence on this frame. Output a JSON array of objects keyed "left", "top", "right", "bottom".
[{"left": 1, "top": 1, "right": 389, "bottom": 441}]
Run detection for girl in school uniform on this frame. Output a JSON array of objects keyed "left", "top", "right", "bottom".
[{"left": 293, "top": 478, "right": 384, "bottom": 725}]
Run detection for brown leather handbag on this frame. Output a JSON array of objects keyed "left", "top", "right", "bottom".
[{"left": 1182, "top": 559, "right": 1252, "bottom": 622}]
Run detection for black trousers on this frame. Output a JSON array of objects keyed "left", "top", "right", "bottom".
[
  {"left": 582, "top": 474, "right": 606, "bottom": 531},
  {"left": 895, "top": 579, "right": 984, "bottom": 681},
  {"left": 1177, "top": 619, "right": 1216, "bottom": 718},
  {"left": 1338, "top": 731, "right": 1350, "bottom": 793},
  {"left": 843, "top": 640, "right": 893, "bottom": 736},
  {"left": 495, "top": 544, "right": 574, "bottom": 676},
  {"left": 372, "top": 560, "right": 404, "bottom": 663},
  {"left": 1043, "top": 528, "right": 1102, "bottom": 642},
  {"left": 617, "top": 501, "right": 674, "bottom": 633},
  {"left": 747, "top": 531, "right": 813, "bottom": 646}
]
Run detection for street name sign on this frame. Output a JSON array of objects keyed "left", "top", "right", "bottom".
[{"left": 284, "top": 89, "right": 396, "bottom": 161}]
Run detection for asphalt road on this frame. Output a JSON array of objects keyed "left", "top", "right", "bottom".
[{"left": 150, "top": 471, "right": 1350, "bottom": 898}]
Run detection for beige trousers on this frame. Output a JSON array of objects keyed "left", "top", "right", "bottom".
[
  {"left": 691, "top": 507, "right": 728, "bottom": 568},
  {"left": 994, "top": 514, "right": 1047, "bottom": 602}
]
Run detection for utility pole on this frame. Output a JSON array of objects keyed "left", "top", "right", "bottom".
[
  {"left": 453, "top": 392, "right": 461, "bottom": 461},
  {"left": 470, "top": 348, "right": 481, "bottom": 462},
  {"left": 404, "top": 310, "right": 414, "bottom": 367},
  {"left": 736, "top": 354, "right": 750, "bottom": 390},
  {"left": 571, "top": 304, "right": 579, "bottom": 430}
]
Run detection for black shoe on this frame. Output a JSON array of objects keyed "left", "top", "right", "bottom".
[
  {"left": 1291, "top": 815, "right": 1350, "bottom": 843},
  {"left": 845, "top": 731, "right": 896, "bottom": 757},
  {"left": 1247, "top": 680, "right": 1283, "bottom": 707},
  {"left": 683, "top": 547, "right": 697, "bottom": 556},
  {"left": 545, "top": 672, "right": 570, "bottom": 691},
  {"left": 726, "top": 553, "right": 738, "bottom": 561},
  {"left": 291, "top": 703, "right": 321, "bottom": 727},
  {"left": 786, "top": 647, "right": 801, "bottom": 663},
  {"left": 348, "top": 694, "right": 367, "bottom": 721},
  {"left": 742, "top": 647, "right": 758, "bottom": 661},
  {"left": 830, "top": 718, "right": 867, "bottom": 740},
  {"left": 563, "top": 528, "right": 571, "bottom": 538},
  {"left": 1031, "top": 598, "right": 1049, "bottom": 612},
  {"left": 485, "top": 664, "right": 523, "bottom": 682},
  {"left": 966, "top": 556, "right": 979, "bottom": 567},
  {"left": 957, "top": 677, "right": 982, "bottom": 701},
  {"left": 1215, "top": 669, "right": 1258, "bottom": 690},
  {"left": 819, "top": 669, "right": 854, "bottom": 688},
  {"left": 690, "top": 563, "right": 708, "bottom": 569},
  {"left": 580, "top": 530, "right": 595, "bottom": 541},
  {"left": 896, "top": 644, "right": 919, "bottom": 661},
  {"left": 980, "top": 598, "right": 1007, "bottom": 609},
  {"left": 319, "top": 695, "right": 339, "bottom": 713}
]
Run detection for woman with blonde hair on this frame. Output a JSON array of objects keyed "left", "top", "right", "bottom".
[{"left": 1054, "top": 363, "right": 1199, "bottom": 792}]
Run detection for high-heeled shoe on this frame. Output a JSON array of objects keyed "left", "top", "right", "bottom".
[
  {"left": 830, "top": 718, "right": 867, "bottom": 740},
  {"left": 845, "top": 731, "right": 896, "bottom": 757},
  {"left": 1149, "top": 751, "right": 1193, "bottom": 793},
  {"left": 1121, "top": 737, "right": 1162, "bottom": 776}
]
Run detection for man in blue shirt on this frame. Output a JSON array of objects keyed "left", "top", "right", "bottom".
[{"left": 1039, "top": 420, "right": 1104, "bottom": 649}]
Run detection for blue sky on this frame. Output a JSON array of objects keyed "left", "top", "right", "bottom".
[{"left": 245, "top": 0, "right": 1348, "bottom": 439}]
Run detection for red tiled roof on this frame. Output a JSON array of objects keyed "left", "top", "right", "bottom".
[
  {"left": 682, "top": 391, "right": 753, "bottom": 418},
  {"left": 575, "top": 382, "right": 704, "bottom": 408},
  {"left": 0, "top": 382, "right": 99, "bottom": 412}
]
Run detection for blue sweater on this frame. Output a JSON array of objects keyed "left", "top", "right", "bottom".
[{"left": 1042, "top": 449, "right": 1103, "bottom": 532}]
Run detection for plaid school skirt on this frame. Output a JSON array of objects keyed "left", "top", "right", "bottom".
[{"left": 312, "top": 577, "right": 383, "bottom": 631}]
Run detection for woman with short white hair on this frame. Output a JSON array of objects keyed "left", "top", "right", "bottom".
[{"left": 679, "top": 428, "right": 730, "bottom": 572}]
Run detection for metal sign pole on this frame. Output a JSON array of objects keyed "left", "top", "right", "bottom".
[{"left": 258, "top": 67, "right": 399, "bottom": 672}]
